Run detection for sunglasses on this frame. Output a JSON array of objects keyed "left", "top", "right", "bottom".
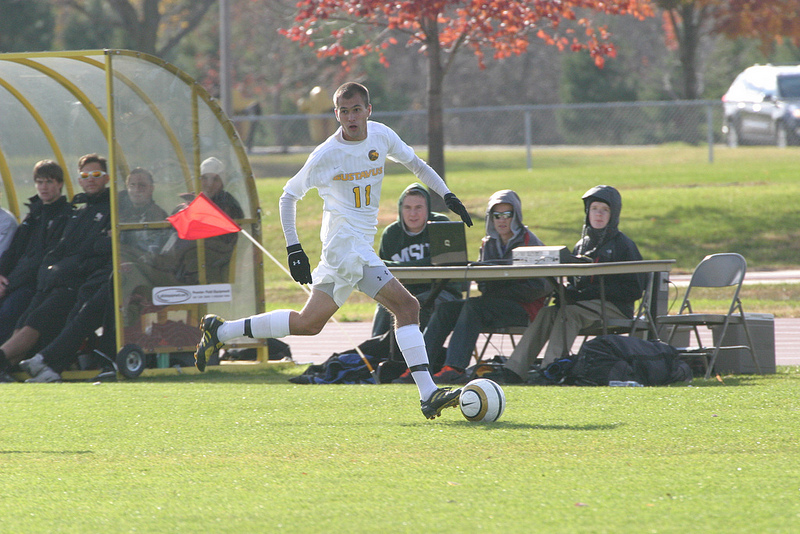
[
  {"left": 79, "top": 170, "right": 107, "bottom": 179},
  {"left": 491, "top": 211, "right": 513, "bottom": 220}
]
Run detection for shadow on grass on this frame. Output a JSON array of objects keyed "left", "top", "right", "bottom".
[{"left": 430, "top": 420, "right": 623, "bottom": 431}]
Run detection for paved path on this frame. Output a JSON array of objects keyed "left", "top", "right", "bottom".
[{"left": 284, "top": 317, "right": 800, "bottom": 367}]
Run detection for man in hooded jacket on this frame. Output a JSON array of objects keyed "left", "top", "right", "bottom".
[
  {"left": 499, "top": 184, "right": 645, "bottom": 383},
  {"left": 372, "top": 183, "right": 462, "bottom": 337},
  {"left": 421, "top": 189, "right": 554, "bottom": 384}
]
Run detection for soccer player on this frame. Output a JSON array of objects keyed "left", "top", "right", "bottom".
[{"left": 195, "top": 82, "right": 473, "bottom": 419}]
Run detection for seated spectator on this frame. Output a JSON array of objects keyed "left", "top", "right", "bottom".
[
  {"left": 0, "top": 153, "right": 112, "bottom": 382},
  {"left": 118, "top": 167, "right": 169, "bottom": 254},
  {"left": 404, "top": 190, "right": 553, "bottom": 384},
  {"left": 372, "top": 183, "right": 462, "bottom": 337},
  {"left": 20, "top": 167, "right": 170, "bottom": 382},
  {"left": 496, "top": 184, "right": 645, "bottom": 383},
  {"left": 136, "top": 156, "right": 244, "bottom": 288},
  {"left": 0, "top": 160, "right": 72, "bottom": 351}
]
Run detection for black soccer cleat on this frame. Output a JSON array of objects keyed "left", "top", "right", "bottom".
[
  {"left": 195, "top": 314, "right": 225, "bottom": 372},
  {"left": 420, "top": 387, "right": 462, "bottom": 420}
]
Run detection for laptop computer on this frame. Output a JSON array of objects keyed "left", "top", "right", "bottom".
[{"left": 427, "top": 221, "right": 469, "bottom": 266}]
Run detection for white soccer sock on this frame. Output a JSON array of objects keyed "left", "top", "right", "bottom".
[
  {"left": 394, "top": 324, "right": 437, "bottom": 401},
  {"left": 218, "top": 310, "right": 292, "bottom": 342}
]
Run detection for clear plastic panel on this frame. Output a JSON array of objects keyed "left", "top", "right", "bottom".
[{"left": 103, "top": 53, "right": 259, "bottom": 353}]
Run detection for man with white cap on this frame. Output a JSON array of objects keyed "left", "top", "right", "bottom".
[{"left": 198, "top": 157, "right": 243, "bottom": 221}]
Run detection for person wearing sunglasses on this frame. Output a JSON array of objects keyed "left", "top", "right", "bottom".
[
  {"left": 493, "top": 184, "right": 645, "bottom": 384},
  {"left": 0, "top": 154, "right": 112, "bottom": 382},
  {"left": 420, "top": 189, "right": 555, "bottom": 384}
]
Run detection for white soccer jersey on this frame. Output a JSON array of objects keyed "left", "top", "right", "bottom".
[
  {"left": 284, "top": 120, "right": 449, "bottom": 244},
  {"left": 281, "top": 121, "right": 450, "bottom": 299}
]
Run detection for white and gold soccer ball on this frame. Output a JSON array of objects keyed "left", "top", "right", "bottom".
[{"left": 459, "top": 378, "right": 506, "bottom": 422}]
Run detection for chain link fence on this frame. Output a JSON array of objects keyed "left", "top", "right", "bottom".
[{"left": 234, "top": 100, "right": 723, "bottom": 162}]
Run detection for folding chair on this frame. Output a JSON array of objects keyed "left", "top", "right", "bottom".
[
  {"left": 656, "top": 253, "right": 761, "bottom": 379},
  {"left": 475, "top": 325, "right": 528, "bottom": 361}
]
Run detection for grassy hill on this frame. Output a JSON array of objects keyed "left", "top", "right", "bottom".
[{"left": 249, "top": 145, "right": 800, "bottom": 318}]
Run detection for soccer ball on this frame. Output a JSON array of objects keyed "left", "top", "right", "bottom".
[{"left": 459, "top": 378, "right": 505, "bottom": 422}]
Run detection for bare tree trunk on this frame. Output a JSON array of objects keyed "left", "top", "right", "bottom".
[
  {"left": 679, "top": 4, "right": 700, "bottom": 101},
  {"left": 676, "top": 3, "right": 707, "bottom": 144},
  {"left": 421, "top": 15, "right": 447, "bottom": 212}
]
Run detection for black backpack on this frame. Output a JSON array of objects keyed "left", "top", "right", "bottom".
[{"left": 542, "top": 335, "right": 692, "bottom": 386}]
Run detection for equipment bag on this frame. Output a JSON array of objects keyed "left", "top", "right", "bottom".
[{"left": 543, "top": 335, "right": 692, "bottom": 386}]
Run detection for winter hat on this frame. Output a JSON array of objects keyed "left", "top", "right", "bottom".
[{"left": 200, "top": 157, "right": 225, "bottom": 179}]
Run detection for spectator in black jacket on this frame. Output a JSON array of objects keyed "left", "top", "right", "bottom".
[
  {"left": 0, "top": 161, "right": 72, "bottom": 378},
  {"left": 0, "top": 154, "right": 112, "bottom": 381},
  {"left": 498, "top": 184, "right": 645, "bottom": 383}
]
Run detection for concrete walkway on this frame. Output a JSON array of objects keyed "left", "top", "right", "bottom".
[{"left": 284, "top": 317, "right": 800, "bottom": 367}]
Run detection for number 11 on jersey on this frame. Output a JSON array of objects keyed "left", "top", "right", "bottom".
[{"left": 352, "top": 184, "right": 371, "bottom": 208}]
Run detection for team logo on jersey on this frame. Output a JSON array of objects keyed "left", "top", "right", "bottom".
[
  {"left": 368, "top": 149, "right": 379, "bottom": 161},
  {"left": 333, "top": 166, "right": 383, "bottom": 181}
]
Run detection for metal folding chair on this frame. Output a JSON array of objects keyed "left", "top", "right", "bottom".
[{"left": 656, "top": 253, "right": 761, "bottom": 379}]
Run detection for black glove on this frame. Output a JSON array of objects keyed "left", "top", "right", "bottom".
[
  {"left": 443, "top": 192, "right": 473, "bottom": 227},
  {"left": 287, "top": 244, "right": 312, "bottom": 284}
]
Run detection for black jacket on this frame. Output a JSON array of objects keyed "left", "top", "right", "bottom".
[
  {"left": 37, "top": 188, "right": 112, "bottom": 291},
  {"left": 569, "top": 185, "right": 644, "bottom": 318},
  {"left": 0, "top": 195, "right": 72, "bottom": 293}
]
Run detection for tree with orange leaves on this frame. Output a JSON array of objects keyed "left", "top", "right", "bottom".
[{"left": 280, "top": 0, "right": 653, "bottom": 183}]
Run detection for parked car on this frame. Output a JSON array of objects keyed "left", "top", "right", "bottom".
[{"left": 722, "top": 64, "right": 800, "bottom": 147}]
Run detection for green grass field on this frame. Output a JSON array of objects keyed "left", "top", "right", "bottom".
[
  {"left": 2, "top": 145, "right": 799, "bottom": 533},
  {"left": 2, "top": 367, "right": 800, "bottom": 533}
]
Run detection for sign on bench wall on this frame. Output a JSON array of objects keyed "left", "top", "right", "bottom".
[{"left": 152, "top": 284, "right": 233, "bottom": 305}]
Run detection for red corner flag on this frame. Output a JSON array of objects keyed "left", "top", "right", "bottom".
[{"left": 167, "top": 192, "right": 241, "bottom": 240}]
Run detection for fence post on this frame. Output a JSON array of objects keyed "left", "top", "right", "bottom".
[
  {"left": 525, "top": 110, "right": 532, "bottom": 171},
  {"left": 706, "top": 102, "right": 714, "bottom": 163}
]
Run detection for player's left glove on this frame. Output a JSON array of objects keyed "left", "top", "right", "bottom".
[
  {"left": 443, "top": 192, "right": 473, "bottom": 227},
  {"left": 287, "top": 243, "right": 312, "bottom": 284}
]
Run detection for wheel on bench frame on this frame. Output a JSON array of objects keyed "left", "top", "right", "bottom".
[{"left": 116, "top": 344, "right": 146, "bottom": 378}]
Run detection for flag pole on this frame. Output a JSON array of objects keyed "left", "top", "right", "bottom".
[{"left": 238, "top": 229, "right": 380, "bottom": 383}]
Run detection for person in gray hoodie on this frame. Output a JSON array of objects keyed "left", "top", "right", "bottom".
[
  {"left": 421, "top": 190, "right": 554, "bottom": 384},
  {"left": 373, "top": 183, "right": 462, "bottom": 337}
]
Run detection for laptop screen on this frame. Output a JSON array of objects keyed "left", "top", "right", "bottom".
[{"left": 427, "top": 221, "right": 469, "bottom": 266}]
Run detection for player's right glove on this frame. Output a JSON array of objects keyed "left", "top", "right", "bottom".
[
  {"left": 287, "top": 243, "right": 312, "bottom": 284},
  {"left": 443, "top": 192, "right": 473, "bottom": 227}
]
